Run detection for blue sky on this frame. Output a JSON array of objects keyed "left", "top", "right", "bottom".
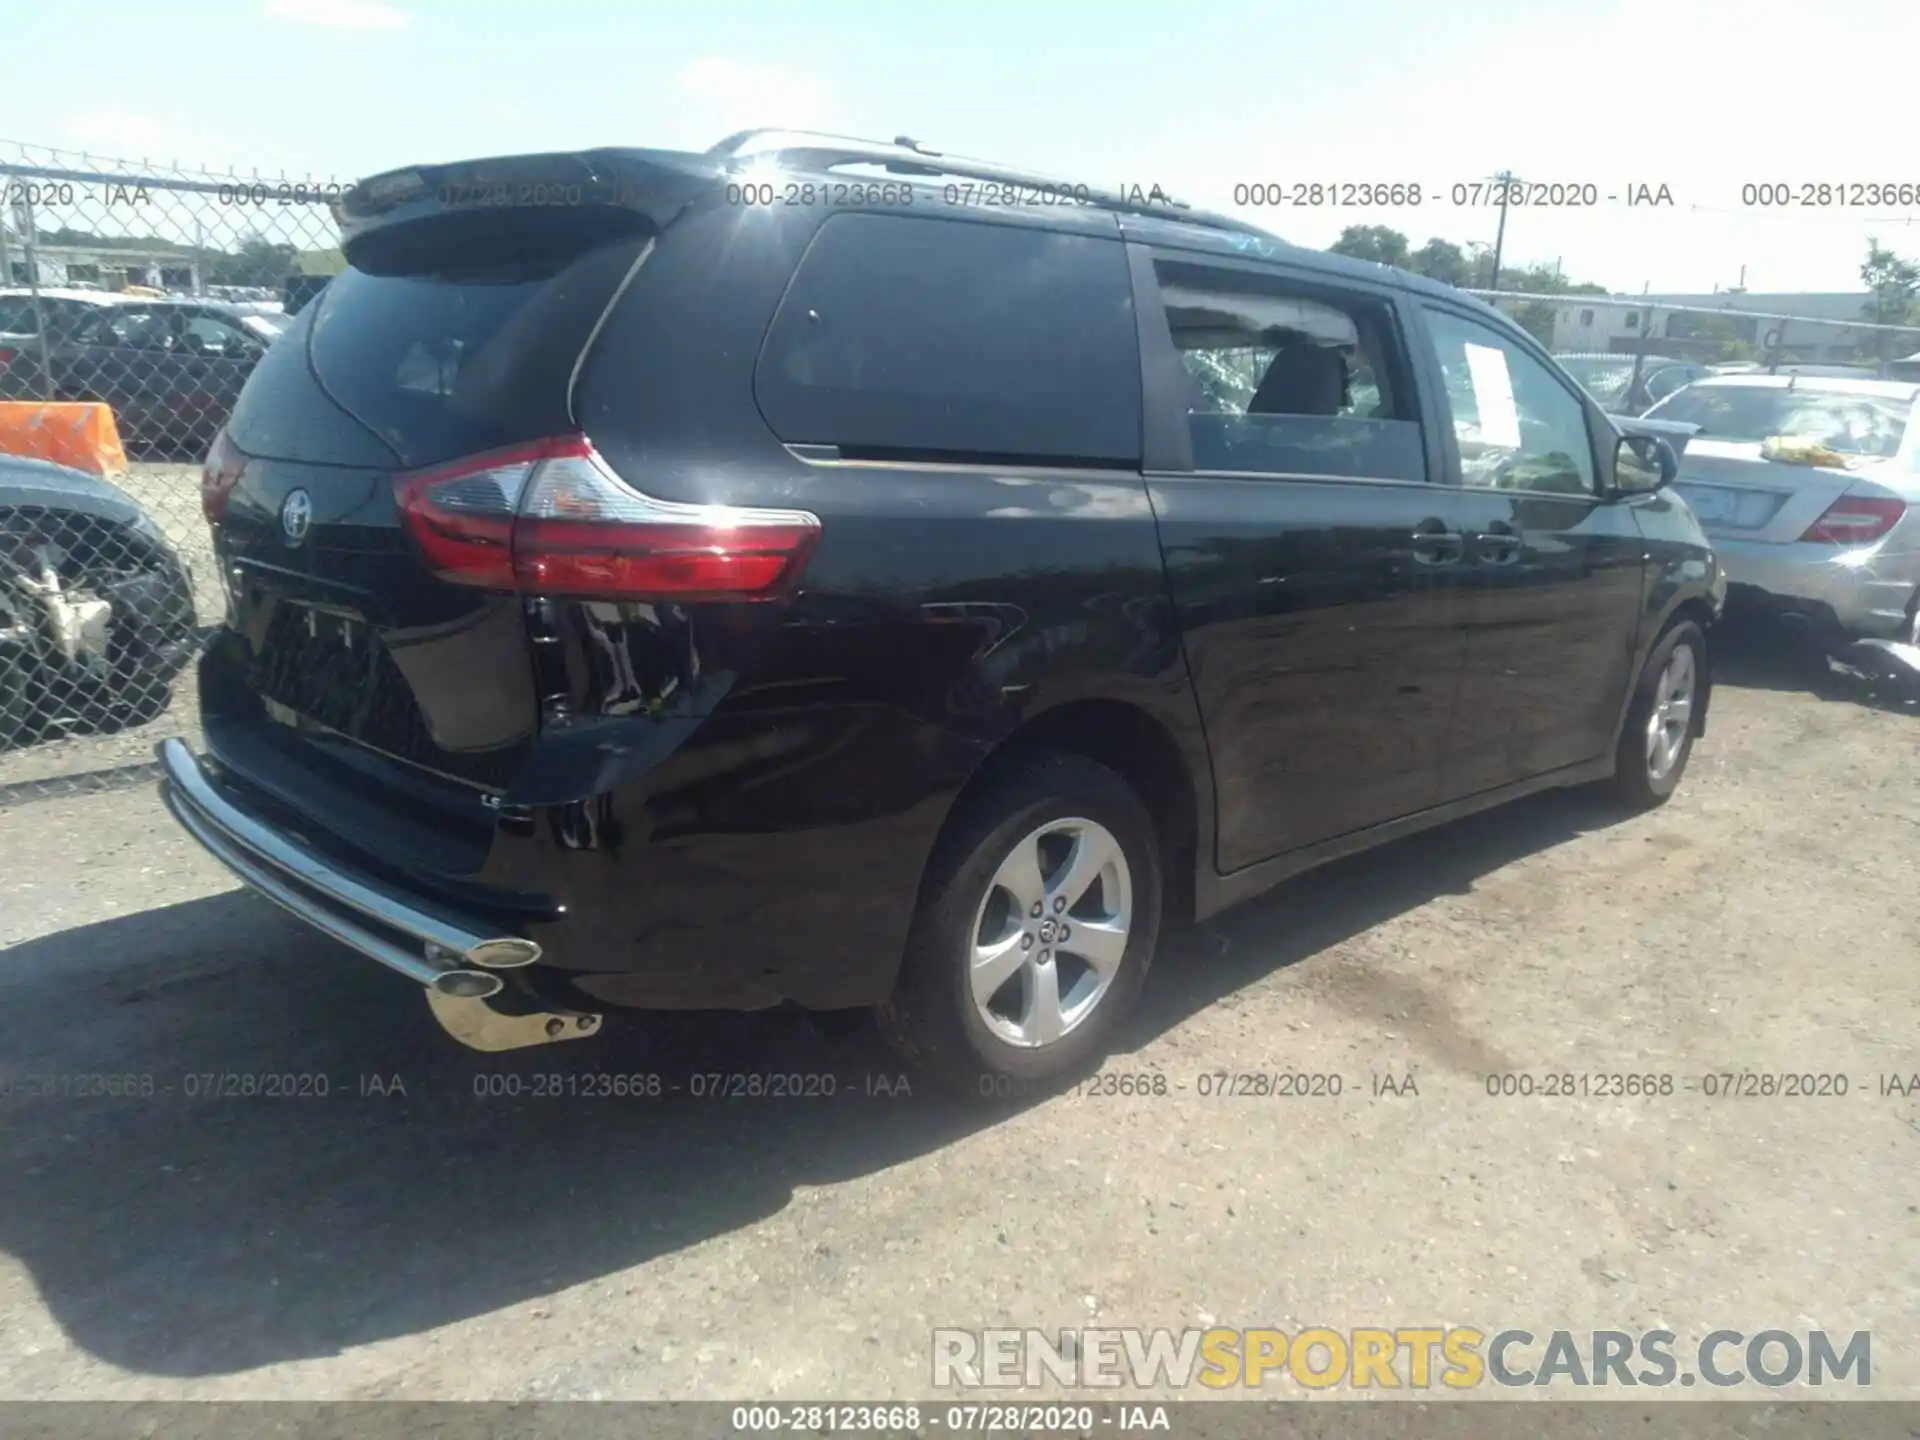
[{"left": 7, "top": 0, "right": 1916, "bottom": 294}]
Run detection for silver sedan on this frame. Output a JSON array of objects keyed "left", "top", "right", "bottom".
[{"left": 1642, "top": 374, "right": 1920, "bottom": 643}]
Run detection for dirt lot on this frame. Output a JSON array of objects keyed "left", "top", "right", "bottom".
[{"left": 0, "top": 631, "right": 1916, "bottom": 1404}]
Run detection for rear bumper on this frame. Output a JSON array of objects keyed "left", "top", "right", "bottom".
[
  {"left": 155, "top": 737, "right": 540, "bottom": 995},
  {"left": 1709, "top": 536, "right": 1919, "bottom": 638}
]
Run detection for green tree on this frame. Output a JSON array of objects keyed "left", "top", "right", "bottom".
[
  {"left": 1409, "top": 238, "right": 1471, "bottom": 286},
  {"left": 1495, "top": 263, "right": 1606, "bottom": 347},
  {"left": 1861, "top": 237, "right": 1920, "bottom": 364},
  {"left": 207, "top": 236, "right": 300, "bottom": 287},
  {"left": 1328, "top": 224, "right": 1411, "bottom": 269},
  {"left": 1683, "top": 313, "right": 1757, "bottom": 364},
  {"left": 35, "top": 226, "right": 188, "bottom": 254}
]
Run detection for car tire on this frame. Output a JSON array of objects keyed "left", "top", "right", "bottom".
[
  {"left": 0, "top": 651, "right": 35, "bottom": 750},
  {"left": 1609, "top": 618, "right": 1707, "bottom": 810},
  {"left": 876, "top": 751, "right": 1163, "bottom": 1095}
]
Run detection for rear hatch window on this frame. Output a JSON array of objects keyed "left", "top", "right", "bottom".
[{"left": 304, "top": 229, "right": 648, "bottom": 468}]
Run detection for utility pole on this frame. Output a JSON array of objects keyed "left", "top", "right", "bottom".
[{"left": 1487, "top": 170, "right": 1516, "bottom": 291}]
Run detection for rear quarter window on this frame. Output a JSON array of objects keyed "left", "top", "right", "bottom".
[{"left": 753, "top": 213, "right": 1140, "bottom": 466}]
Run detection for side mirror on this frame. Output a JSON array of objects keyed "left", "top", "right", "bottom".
[{"left": 1614, "top": 433, "right": 1677, "bottom": 493}]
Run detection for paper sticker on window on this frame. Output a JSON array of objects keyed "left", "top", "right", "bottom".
[{"left": 1463, "top": 342, "right": 1522, "bottom": 449}]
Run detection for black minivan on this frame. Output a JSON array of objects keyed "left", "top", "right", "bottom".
[{"left": 159, "top": 132, "right": 1724, "bottom": 1086}]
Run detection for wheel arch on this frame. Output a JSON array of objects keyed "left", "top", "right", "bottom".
[
  {"left": 1665, "top": 597, "right": 1716, "bottom": 737},
  {"left": 919, "top": 697, "right": 1207, "bottom": 925}
]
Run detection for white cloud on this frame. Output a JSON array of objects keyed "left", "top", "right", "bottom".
[{"left": 264, "top": 0, "right": 411, "bottom": 30}]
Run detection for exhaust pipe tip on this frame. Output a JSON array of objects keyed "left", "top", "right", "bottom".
[
  {"left": 466, "top": 937, "right": 542, "bottom": 969},
  {"left": 432, "top": 969, "right": 505, "bottom": 1000}
]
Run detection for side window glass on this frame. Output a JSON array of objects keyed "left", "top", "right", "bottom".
[
  {"left": 70, "top": 312, "right": 117, "bottom": 346},
  {"left": 1423, "top": 308, "right": 1597, "bottom": 495},
  {"left": 0, "top": 298, "right": 38, "bottom": 334},
  {"left": 99, "top": 309, "right": 175, "bottom": 351},
  {"left": 180, "top": 314, "right": 252, "bottom": 357},
  {"left": 755, "top": 214, "right": 1140, "bottom": 465},
  {"left": 1151, "top": 260, "right": 1424, "bottom": 481}
]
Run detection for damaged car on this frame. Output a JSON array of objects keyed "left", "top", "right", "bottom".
[{"left": 0, "top": 454, "right": 198, "bottom": 748}]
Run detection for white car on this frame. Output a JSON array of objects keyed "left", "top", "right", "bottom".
[{"left": 1643, "top": 374, "right": 1920, "bottom": 643}]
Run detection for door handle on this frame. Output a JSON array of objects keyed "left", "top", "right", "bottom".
[
  {"left": 1410, "top": 520, "right": 1464, "bottom": 565},
  {"left": 1471, "top": 528, "right": 1522, "bottom": 565}
]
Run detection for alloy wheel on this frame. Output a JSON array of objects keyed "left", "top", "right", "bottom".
[
  {"left": 968, "top": 817, "right": 1132, "bottom": 1049},
  {"left": 1645, "top": 642, "right": 1696, "bottom": 782}
]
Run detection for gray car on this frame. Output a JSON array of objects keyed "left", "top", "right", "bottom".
[{"left": 1642, "top": 374, "right": 1920, "bottom": 643}]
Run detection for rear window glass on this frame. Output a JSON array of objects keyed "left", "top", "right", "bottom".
[
  {"left": 1647, "top": 385, "right": 1911, "bottom": 457},
  {"left": 754, "top": 213, "right": 1140, "bottom": 466},
  {"left": 307, "top": 236, "right": 645, "bottom": 469},
  {"left": 1151, "top": 260, "right": 1424, "bottom": 481}
]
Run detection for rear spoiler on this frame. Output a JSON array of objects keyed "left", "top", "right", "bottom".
[{"left": 332, "top": 148, "right": 725, "bottom": 272}]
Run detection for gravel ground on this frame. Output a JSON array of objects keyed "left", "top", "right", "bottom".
[{"left": 0, "top": 629, "right": 1916, "bottom": 1406}]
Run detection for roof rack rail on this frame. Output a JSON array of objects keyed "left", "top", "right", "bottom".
[{"left": 703, "top": 128, "right": 1274, "bottom": 239}]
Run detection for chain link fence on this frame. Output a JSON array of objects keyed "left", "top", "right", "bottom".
[
  {"left": 3, "top": 144, "right": 1918, "bottom": 798},
  {"left": 0, "top": 143, "right": 344, "bottom": 797}
]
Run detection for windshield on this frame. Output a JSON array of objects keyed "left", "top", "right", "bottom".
[{"left": 1646, "top": 385, "right": 1912, "bottom": 458}]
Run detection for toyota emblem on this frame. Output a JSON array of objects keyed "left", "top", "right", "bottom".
[{"left": 280, "top": 488, "right": 313, "bottom": 545}]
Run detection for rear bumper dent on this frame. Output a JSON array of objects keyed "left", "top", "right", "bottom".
[{"left": 1710, "top": 537, "right": 1919, "bottom": 637}]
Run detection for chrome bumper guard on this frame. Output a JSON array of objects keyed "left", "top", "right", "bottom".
[{"left": 155, "top": 738, "right": 541, "bottom": 997}]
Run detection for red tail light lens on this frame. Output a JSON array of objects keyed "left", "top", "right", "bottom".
[
  {"left": 1799, "top": 494, "right": 1907, "bottom": 545},
  {"left": 201, "top": 428, "right": 248, "bottom": 523},
  {"left": 0, "top": 347, "right": 16, "bottom": 374},
  {"left": 392, "top": 437, "right": 545, "bottom": 588},
  {"left": 394, "top": 435, "right": 822, "bottom": 602}
]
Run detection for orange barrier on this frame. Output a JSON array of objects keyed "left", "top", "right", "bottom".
[{"left": 0, "top": 401, "right": 130, "bottom": 477}]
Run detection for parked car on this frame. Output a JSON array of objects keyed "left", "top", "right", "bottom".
[
  {"left": 1554, "top": 352, "right": 1710, "bottom": 415},
  {"left": 0, "top": 298, "right": 291, "bottom": 460},
  {"left": 0, "top": 289, "right": 130, "bottom": 386},
  {"left": 156, "top": 132, "right": 1724, "bottom": 1086},
  {"left": 1643, "top": 374, "right": 1920, "bottom": 644},
  {"left": 1762, "top": 363, "right": 1890, "bottom": 380},
  {"left": 0, "top": 454, "right": 198, "bottom": 748},
  {"left": 281, "top": 274, "right": 333, "bottom": 317}
]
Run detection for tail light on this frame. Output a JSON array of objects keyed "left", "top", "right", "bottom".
[
  {"left": 201, "top": 427, "right": 248, "bottom": 523},
  {"left": 1799, "top": 494, "right": 1907, "bottom": 545},
  {"left": 0, "top": 347, "right": 16, "bottom": 375},
  {"left": 394, "top": 434, "right": 822, "bottom": 602}
]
